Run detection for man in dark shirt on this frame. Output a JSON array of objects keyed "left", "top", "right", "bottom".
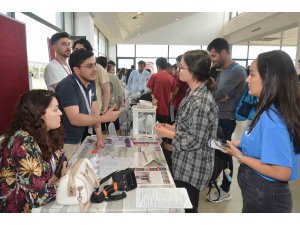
[
  {"left": 207, "top": 38, "right": 247, "bottom": 202},
  {"left": 56, "top": 49, "right": 123, "bottom": 160}
]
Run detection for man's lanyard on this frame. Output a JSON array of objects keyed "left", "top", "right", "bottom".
[
  {"left": 55, "top": 58, "right": 72, "bottom": 75},
  {"left": 74, "top": 78, "right": 93, "bottom": 134}
]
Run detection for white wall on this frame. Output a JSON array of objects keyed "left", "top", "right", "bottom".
[{"left": 74, "top": 12, "right": 94, "bottom": 47}]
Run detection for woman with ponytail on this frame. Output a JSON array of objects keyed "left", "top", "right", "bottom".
[{"left": 155, "top": 50, "right": 218, "bottom": 213}]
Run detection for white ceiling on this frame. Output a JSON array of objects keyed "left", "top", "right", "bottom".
[
  {"left": 92, "top": 12, "right": 226, "bottom": 45},
  {"left": 92, "top": 12, "right": 299, "bottom": 46}
]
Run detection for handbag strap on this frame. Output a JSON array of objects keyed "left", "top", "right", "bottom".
[
  {"left": 100, "top": 170, "right": 118, "bottom": 185},
  {"left": 68, "top": 158, "right": 84, "bottom": 197},
  {"left": 81, "top": 162, "right": 99, "bottom": 187},
  {"left": 77, "top": 186, "right": 91, "bottom": 213}
]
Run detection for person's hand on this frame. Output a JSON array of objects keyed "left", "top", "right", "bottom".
[
  {"left": 96, "top": 135, "right": 104, "bottom": 149},
  {"left": 231, "top": 139, "right": 240, "bottom": 147},
  {"left": 60, "top": 161, "right": 68, "bottom": 177},
  {"left": 102, "top": 105, "right": 124, "bottom": 122},
  {"left": 154, "top": 124, "right": 170, "bottom": 138},
  {"left": 54, "top": 149, "right": 63, "bottom": 158},
  {"left": 224, "top": 141, "right": 242, "bottom": 158},
  {"left": 156, "top": 123, "right": 175, "bottom": 131}
]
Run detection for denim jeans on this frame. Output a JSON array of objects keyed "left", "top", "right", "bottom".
[
  {"left": 219, "top": 119, "right": 236, "bottom": 192},
  {"left": 238, "top": 164, "right": 292, "bottom": 213}
]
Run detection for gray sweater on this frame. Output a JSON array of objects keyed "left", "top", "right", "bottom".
[{"left": 213, "top": 63, "right": 247, "bottom": 120}]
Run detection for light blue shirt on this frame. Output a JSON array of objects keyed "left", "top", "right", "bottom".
[
  {"left": 127, "top": 70, "right": 151, "bottom": 94},
  {"left": 239, "top": 105, "right": 299, "bottom": 181}
]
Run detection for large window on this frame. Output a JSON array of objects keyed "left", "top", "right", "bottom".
[
  {"left": 232, "top": 45, "right": 248, "bottom": 59},
  {"left": 281, "top": 46, "right": 297, "bottom": 60},
  {"left": 94, "top": 26, "right": 108, "bottom": 57},
  {"left": 169, "top": 45, "right": 201, "bottom": 58},
  {"left": 31, "top": 12, "right": 63, "bottom": 29},
  {"left": 98, "top": 31, "right": 106, "bottom": 56},
  {"left": 15, "top": 13, "right": 63, "bottom": 89},
  {"left": 248, "top": 45, "right": 280, "bottom": 59},
  {"left": 136, "top": 45, "right": 168, "bottom": 57},
  {"left": 117, "top": 44, "right": 135, "bottom": 57},
  {"left": 94, "top": 26, "right": 99, "bottom": 56}
]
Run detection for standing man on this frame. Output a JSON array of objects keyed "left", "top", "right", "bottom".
[
  {"left": 56, "top": 49, "right": 122, "bottom": 160},
  {"left": 207, "top": 38, "right": 247, "bottom": 202},
  {"left": 127, "top": 60, "right": 151, "bottom": 95},
  {"left": 44, "top": 32, "right": 71, "bottom": 91},
  {"left": 72, "top": 38, "right": 110, "bottom": 115}
]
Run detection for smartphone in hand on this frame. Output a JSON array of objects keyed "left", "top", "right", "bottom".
[{"left": 208, "top": 138, "right": 229, "bottom": 153}]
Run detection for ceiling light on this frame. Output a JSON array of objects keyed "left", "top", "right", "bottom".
[
  {"left": 132, "top": 12, "right": 144, "bottom": 20},
  {"left": 175, "top": 18, "right": 179, "bottom": 21}
]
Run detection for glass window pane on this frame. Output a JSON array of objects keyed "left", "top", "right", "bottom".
[
  {"left": 168, "top": 58, "right": 177, "bottom": 65},
  {"left": 281, "top": 46, "right": 297, "bottom": 60},
  {"left": 31, "top": 12, "right": 63, "bottom": 29},
  {"left": 248, "top": 59, "right": 254, "bottom": 66},
  {"left": 248, "top": 45, "right": 280, "bottom": 59},
  {"left": 117, "top": 44, "right": 135, "bottom": 57},
  {"left": 232, "top": 45, "right": 248, "bottom": 59},
  {"left": 118, "top": 59, "right": 135, "bottom": 69},
  {"left": 94, "top": 26, "right": 99, "bottom": 57},
  {"left": 136, "top": 45, "right": 168, "bottom": 57},
  {"left": 169, "top": 45, "right": 200, "bottom": 58},
  {"left": 99, "top": 31, "right": 106, "bottom": 56},
  {"left": 201, "top": 45, "right": 208, "bottom": 50},
  {"left": 15, "top": 12, "right": 58, "bottom": 90},
  {"left": 234, "top": 60, "right": 247, "bottom": 68}
]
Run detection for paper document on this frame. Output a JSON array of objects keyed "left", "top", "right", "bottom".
[
  {"left": 139, "top": 149, "right": 164, "bottom": 167},
  {"left": 136, "top": 188, "right": 192, "bottom": 208},
  {"left": 134, "top": 167, "right": 173, "bottom": 185},
  {"left": 99, "top": 157, "right": 138, "bottom": 178}
]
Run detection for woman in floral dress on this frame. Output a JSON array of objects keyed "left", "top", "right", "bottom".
[{"left": 0, "top": 90, "right": 67, "bottom": 212}]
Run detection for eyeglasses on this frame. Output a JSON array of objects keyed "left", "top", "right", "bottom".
[
  {"left": 80, "top": 63, "right": 97, "bottom": 70},
  {"left": 178, "top": 65, "right": 189, "bottom": 71}
]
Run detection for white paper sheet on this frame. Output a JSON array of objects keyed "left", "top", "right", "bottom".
[
  {"left": 99, "top": 157, "right": 138, "bottom": 178},
  {"left": 136, "top": 188, "right": 192, "bottom": 208}
]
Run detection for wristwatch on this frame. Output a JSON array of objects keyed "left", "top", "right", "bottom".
[{"left": 236, "top": 153, "right": 244, "bottom": 164}]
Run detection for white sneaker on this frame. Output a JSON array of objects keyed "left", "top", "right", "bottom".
[{"left": 207, "top": 187, "right": 231, "bottom": 202}]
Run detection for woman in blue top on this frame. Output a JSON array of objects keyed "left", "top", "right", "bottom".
[{"left": 225, "top": 50, "right": 300, "bottom": 213}]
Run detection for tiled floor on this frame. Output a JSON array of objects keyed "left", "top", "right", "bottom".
[{"left": 198, "top": 121, "right": 300, "bottom": 213}]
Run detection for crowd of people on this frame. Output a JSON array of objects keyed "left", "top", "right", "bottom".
[{"left": 0, "top": 32, "right": 299, "bottom": 213}]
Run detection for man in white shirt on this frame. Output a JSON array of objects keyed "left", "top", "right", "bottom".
[
  {"left": 44, "top": 32, "right": 71, "bottom": 91},
  {"left": 127, "top": 60, "right": 151, "bottom": 95}
]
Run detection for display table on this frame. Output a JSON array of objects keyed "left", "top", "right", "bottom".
[{"left": 32, "top": 136, "right": 186, "bottom": 213}]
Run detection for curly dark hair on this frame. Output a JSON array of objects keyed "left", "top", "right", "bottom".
[{"left": 0, "top": 90, "right": 64, "bottom": 161}]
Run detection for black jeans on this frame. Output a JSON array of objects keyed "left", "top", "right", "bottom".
[
  {"left": 156, "top": 114, "right": 173, "bottom": 172},
  {"left": 174, "top": 180, "right": 199, "bottom": 213},
  {"left": 219, "top": 119, "right": 236, "bottom": 192},
  {"left": 238, "top": 164, "right": 292, "bottom": 213}
]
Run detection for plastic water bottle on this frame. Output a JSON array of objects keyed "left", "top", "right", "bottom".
[
  {"left": 90, "top": 149, "right": 101, "bottom": 178},
  {"left": 108, "top": 122, "right": 117, "bottom": 136}
]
